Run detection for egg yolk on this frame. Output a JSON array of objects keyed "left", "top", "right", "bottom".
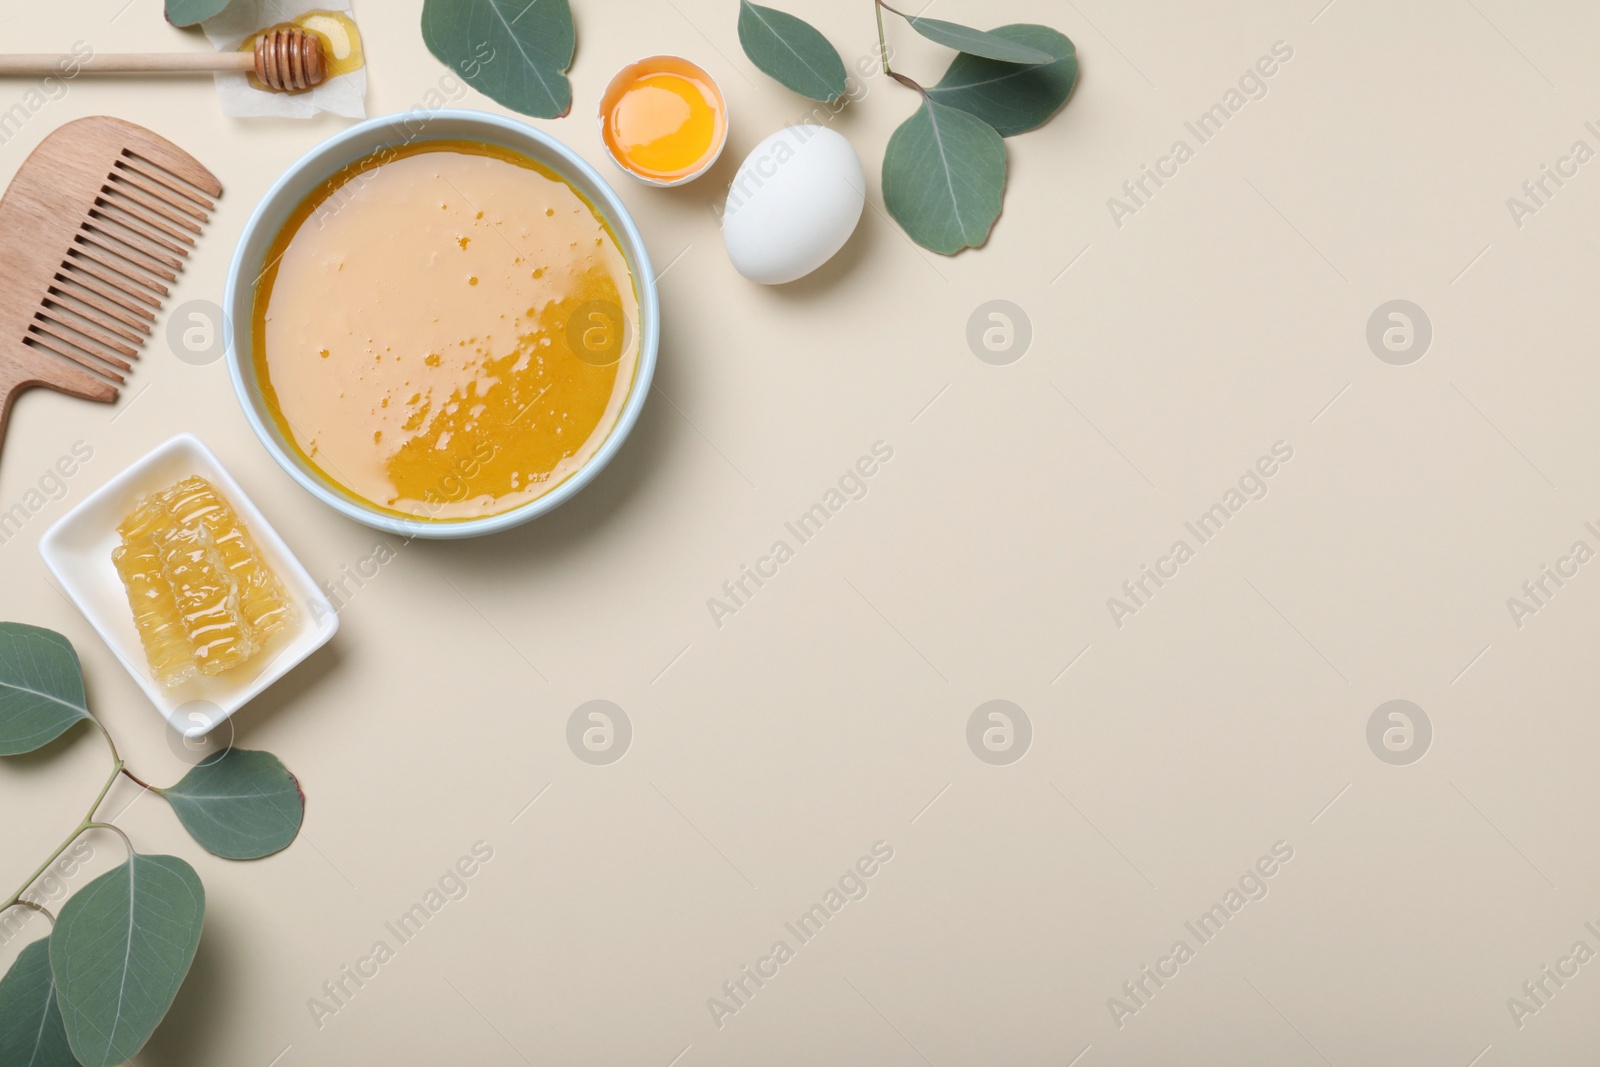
[{"left": 603, "top": 68, "right": 724, "bottom": 182}]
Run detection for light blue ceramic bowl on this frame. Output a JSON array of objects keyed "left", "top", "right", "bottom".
[{"left": 224, "top": 109, "right": 658, "bottom": 540}]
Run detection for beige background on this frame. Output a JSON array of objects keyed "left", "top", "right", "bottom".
[{"left": 3, "top": 0, "right": 1599, "bottom": 1064}]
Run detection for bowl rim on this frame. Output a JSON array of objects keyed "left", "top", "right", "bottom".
[{"left": 223, "top": 108, "right": 660, "bottom": 540}]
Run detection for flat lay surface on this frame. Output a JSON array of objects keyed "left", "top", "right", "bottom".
[{"left": 3, "top": 1, "right": 1600, "bottom": 1064}]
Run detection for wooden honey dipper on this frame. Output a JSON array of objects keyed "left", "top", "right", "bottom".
[{"left": 0, "top": 26, "right": 329, "bottom": 92}]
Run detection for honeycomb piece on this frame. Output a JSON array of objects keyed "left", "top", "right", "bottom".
[
  {"left": 152, "top": 509, "right": 257, "bottom": 677},
  {"left": 161, "top": 477, "right": 295, "bottom": 641},
  {"left": 112, "top": 497, "right": 195, "bottom": 688},
  {"left": 114, "top": 475, "right": 293, "bottom": 682}
]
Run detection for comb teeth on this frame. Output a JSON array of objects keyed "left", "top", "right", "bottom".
[
  {"left": 61, "top": 258, "right": 161, "bottom": 311},
  {"left": 35, "top": 301, "right": 139, "bottom": 360},
  {"left": 45, "top": 285, "right": 151, "bottom": 344},
  {"left": 50, "top": 268, "right": 155, "bottom": 323},
  {"left": 23, "top": 331, "right": 127, "bottom": 384},
  {"left": 90, "top": 202, "right": 191, "bottom": 258},
  {"left": 27, "top": 149, "right": 217, "bottom": 390},
  {"left": 111, "top": 159, "right": 213, "bottom": 224},
  {"left": 119, "top": 152, "right": 216, "bottom": 211},
  {"left": 83, "top": 215, "right": 185, "bottom": 273},
  {"left": 0, "top": 119, "right": 219, "bottom": 410}
]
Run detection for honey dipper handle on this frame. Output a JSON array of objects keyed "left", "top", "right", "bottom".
[{"left": 0, "top": 52, "right": 257, "bottom": 76}]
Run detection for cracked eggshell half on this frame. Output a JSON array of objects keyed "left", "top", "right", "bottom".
[{"left": 721, "top": 125, "right": 865, "bottom": 285}]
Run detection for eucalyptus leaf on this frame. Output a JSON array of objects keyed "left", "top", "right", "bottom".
[
  {"left": 0, "top": 939, "right": 75, "bottom": 1067},
  {"left": 51, "top": 853, "right": 204, "bottom": 1067},
  {"left": 738, "top": 0, "right": 848, "bottom": 102},
  {"left": 164, "top": 0, "right": 233, "bottom": 26},
  {"left": 883, "top": 96, "right": 1007, "bottom": 254},
  {"left": 927, "top": 25, "right": 1079, "bottom": 136},
  {"left": 0, "top": 623, "right": 88, "bottom": 756},
  {"left": 422, "top": 0, "right": 575, "bottom": 119},
  {"left": 900, "top": 13, "right": 1054, "bottom": 64},
  {"left": 159, "top": 749, "right": 305, "bottom": 860}
]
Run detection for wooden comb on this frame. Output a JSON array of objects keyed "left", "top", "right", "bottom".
[{"left": 0, "top": 116, "right": 220, "bottom": 460}]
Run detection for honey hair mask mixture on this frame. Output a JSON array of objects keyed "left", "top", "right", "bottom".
[{"left": 253, "top": 140, "right": 641, "bottom": 521}]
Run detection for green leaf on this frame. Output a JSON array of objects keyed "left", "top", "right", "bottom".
[
  {"left": 883, "top": 96, "right": 1007, "bottom": 255},
  {"left": 900, "top": 13, "right": 1055, "bottom": 64},
  {"left": 0, "top": 939, "right": 75, "bottom": 1067},
  {"left": 0, "top": 624, "right": 89, "bottom": 756},
  {"left": 164, "top": 0, "right": 233, "bottom": 26},
  {"left": 51, "top": 853, "right": 204, "bottom": 1067},
  {"left": 927, "top": 25, "right": 1079, "bottom": 136},
  {"left": 738, "top": 0, "right": 848, "bottom": 102},
  {"left": 159, "top": 749, "right": 305, "bottom": 860},
  {"left": 422, "top": 0, "right": 575, "bottom": 119}
]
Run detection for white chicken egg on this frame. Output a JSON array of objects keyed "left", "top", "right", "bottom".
[{"left": 721, "top": 125, "right": 866, "bottom": 285}]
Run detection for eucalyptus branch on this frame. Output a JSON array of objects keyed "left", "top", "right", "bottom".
[
  {"left": 121, "top": 765, "right": 156, "bottom": 792},
  {"left": 0, "top": 709, "right": 131, "bottom": 915},
  {"left": 888, "top": 70, "right": 925, "bottom": 94},
  {"left": 871, "top": 3, "right": 929, "bottom": 93},
  {"left": 2, "top": 622, "right": 307, "bottom": 1057},
  {"left": 91, "top": 715, "right": 120, "bottom": 766},
  {"left": 85, "top": 822, "right": 134, "bottom": 857},
  {"left": 14, "top": 898, "right": 54, "bottom": 923},
  {"left": 98, "top": 714, "right": 158, "bottom": 791},
  {"left": 874, "top": 0, "right": 892, "bottom": 75},
  {"left": 0, "top": 759, "right": 118, "bottom": 913}
]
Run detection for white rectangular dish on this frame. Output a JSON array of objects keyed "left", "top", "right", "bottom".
[{"left": 39, "top": 433, "right": 336, "bottom": 737}]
